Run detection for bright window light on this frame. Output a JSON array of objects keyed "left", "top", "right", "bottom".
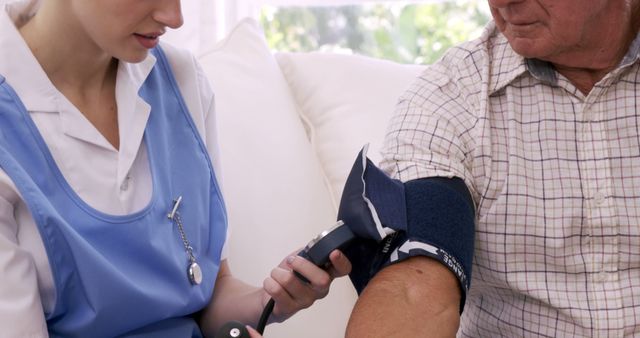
[{"left": 260, "top": 0, "right": 491, "bottom": 64}]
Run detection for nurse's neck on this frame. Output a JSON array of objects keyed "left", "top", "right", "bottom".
[
  {"left": 18, "top": 3, "right": 121, "bottom": 150},
  {"left": 19, "top": 3, "right": 115, "bottom": 91}
]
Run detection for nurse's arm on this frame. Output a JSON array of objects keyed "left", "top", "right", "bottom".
[
  {"left": 199, "top": 260, "right": 265, "bottom": 335},
  {"left": 345, "top": 256, "right": 461, "bottom": 338}
]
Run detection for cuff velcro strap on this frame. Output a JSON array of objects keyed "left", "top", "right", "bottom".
[{"left": 400, "top": 177, "right": 475, "bottom": 312}]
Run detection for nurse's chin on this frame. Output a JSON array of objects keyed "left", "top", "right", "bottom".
[{"left": 118, "top": 50, "right": 152, "bottom": 64}]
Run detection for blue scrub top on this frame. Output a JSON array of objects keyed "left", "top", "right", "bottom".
[{"left": 0, "top": 47, "right": 227, "bottom": 338}]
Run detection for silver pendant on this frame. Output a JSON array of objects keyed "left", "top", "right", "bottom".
[
  {"left": 168, "top": 197, "right": 203, "bottom": 286},
  {"left": 188, "top": 261, "right": 203, "bottom": 285}
]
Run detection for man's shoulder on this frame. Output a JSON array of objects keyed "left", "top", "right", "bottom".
[
  {"left": 413, "top": 22, "right": 524, "bottom": 101},
  {"left": 439, "top": 22, "right": 516, "bottom": 82},
  {"left": 442, "top": 23, "right": 497, "bottom": 68}
]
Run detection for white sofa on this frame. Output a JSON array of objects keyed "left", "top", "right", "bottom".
[{"left": 197, "top": 19, "right": 426, "bottom": 337}]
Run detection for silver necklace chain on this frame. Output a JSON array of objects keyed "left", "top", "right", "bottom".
[
  {"left": 168, "top": 196, "right": 202, "bottom": 285},
  {"left": 172, "top": 211, "right": 197, "bottom": 265}
]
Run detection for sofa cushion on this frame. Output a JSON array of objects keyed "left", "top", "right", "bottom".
[
  {"left": 198, "top": 18, "right": 337, "bottom": 279},
  {"left": 276, "top": 52, "right": 426, "bottom": 204},
  {"left": 197, "top": 18, "right": 355, "bottom": 338}
]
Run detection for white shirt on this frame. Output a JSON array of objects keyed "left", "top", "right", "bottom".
[
  {"left": 0, "top": 1, "right": 225, "bottom": 337},
  {"left": 381, "top": 22, "right": 640, "bottom": 337}
]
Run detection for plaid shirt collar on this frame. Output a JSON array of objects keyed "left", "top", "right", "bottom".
[{"left": 489, "top": 24, "right": 640, "bottom": 95}]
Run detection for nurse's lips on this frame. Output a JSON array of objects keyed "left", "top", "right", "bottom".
[{"left": 134, "top": 32, "right": 162, "bottom": 49}]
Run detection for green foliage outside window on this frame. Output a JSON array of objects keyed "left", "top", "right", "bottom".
[{"left": 260, "top": 1, "right": 491, "bottom": 65}]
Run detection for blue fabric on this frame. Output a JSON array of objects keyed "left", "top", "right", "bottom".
[
  {"left": 338, "top": 148, "right": 474, "bottom": 312},
  {"left": 397, "top": 177, "right": 475, "bottom": 311},
  {"left": 339, "top": 147, "right": 406, "bottom": 293},
  {"left": 0, "top": 47, "right": 227, "bottom": 337},
  {"left": 337, "top": 147, "right": 406, "bottom": 241}
]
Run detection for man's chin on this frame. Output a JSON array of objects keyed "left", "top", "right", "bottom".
[{"left": 506, "top": 37, "right": 551, "bottom": 60}]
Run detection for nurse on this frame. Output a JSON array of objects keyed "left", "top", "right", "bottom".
[{"left": 0, "top": 0, "right": 351, "bottom": 337}]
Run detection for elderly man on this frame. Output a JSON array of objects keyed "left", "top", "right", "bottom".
[{"left": 346, "top": 0, "right": 640, "bottom": 337}]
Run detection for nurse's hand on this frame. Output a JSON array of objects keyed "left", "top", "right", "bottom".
[
  {"left": 262, "top": 249, "right": 352, "bottom": 323},
  {"left": 247, "top": 325, "right": 263, "bottom": 338}
]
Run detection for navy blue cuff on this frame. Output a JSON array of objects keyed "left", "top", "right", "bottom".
[
  {"left": 344, "top": 177, "right": 475, "bottom": 313},
  {"left": 399, "top": 177, "right": 475, "bottom": 312}
]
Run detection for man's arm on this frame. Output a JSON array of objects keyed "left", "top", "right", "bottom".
[
  {"left": 346, "top": 256, "right": 460, "bottom": 338},
  {"left": 346, "top": 177, "right": 474, "bottom": 337}
]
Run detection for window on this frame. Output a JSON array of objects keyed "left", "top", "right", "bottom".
[{"left": 260, "top": 1, "right": 491, "bottom": 64}]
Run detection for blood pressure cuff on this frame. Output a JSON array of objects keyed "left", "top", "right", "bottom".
[{"left": 339, "top": 147, "right": 475, "bottom": 312}]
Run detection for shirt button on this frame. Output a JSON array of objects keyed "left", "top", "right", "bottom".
[
  {"left": 582, "top": 122, "right": 590, "bottom": 133},
  {"left": 121, "top": 175, "right": 131, "bottom": 191},
  {"left": 596, "top": 272, "right": 609, "bottom": 282},
  {"left": 594, "top": 191, "right": 606, "bottom": 205}
]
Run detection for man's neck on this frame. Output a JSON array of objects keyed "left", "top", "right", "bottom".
[{"left": 550, "top": 7, "right": 639, "bottom": 95}]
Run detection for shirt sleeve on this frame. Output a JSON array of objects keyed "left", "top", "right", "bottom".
[
  {"left": 379, "top": 60, "right": 479, "bottom": 198},
  {"left": 377, "top": 57, "right": 480, "bottom": 312},
  {"left": 0, "top": 173, "right": 48, "bottom": 338}
]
